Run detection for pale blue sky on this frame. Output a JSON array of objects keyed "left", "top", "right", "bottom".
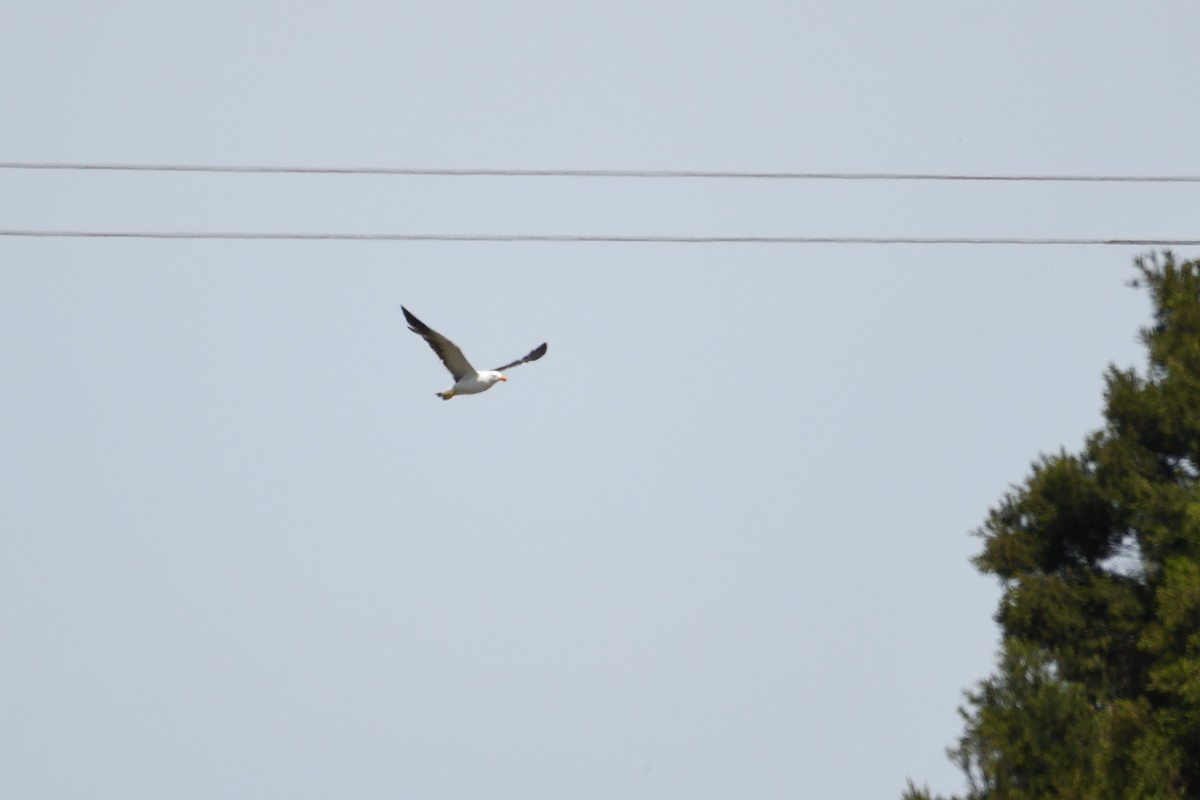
[{"left": 2, "top": 2, "right": 1199, "bottom": 798}]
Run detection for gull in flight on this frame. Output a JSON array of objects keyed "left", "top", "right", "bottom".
[{"left": 402, "top": 306, "right": 548, "bottom": 400}]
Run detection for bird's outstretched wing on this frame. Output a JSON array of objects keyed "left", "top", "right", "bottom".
[
  {"left": 401, "top": 306, "right": 477, "bottom": 381},
  {"left": 493, "top": 342, "right": 548, "bottom": 372}
]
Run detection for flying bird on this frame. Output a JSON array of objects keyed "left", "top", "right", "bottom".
[{"left": 401, "top": 306, "right": 548, "bottom": 400}]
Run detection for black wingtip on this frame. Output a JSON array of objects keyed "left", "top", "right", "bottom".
[
  {"left": 401, "top": 305, "right": 429, "bottom": 335},
  {"left": 530, "top": 342, "right": 548, "bottom": 361}
]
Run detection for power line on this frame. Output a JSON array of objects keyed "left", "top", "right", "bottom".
[
  {"left": 2, "top": 161, "right": 1200, "bottom": 183},
  {"left": 2, "top": 229, "right": 1196, "bottom": 246}
]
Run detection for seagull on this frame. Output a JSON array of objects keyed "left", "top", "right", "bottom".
[{"left": 402, "top": 306, "right": 548, "bottom": 400}]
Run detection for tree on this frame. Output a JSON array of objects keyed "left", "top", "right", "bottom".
[{"left": 906, "top": 253, "right": 1200, "bottom": 799}]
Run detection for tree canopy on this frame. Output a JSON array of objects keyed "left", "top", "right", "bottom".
[{"left": 906, "top": 253, "right": 1200, "bottom": 800}]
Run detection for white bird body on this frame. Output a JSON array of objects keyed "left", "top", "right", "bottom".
[
  {"left": 439, "top": 370, "right": 505, "bottom": 400},
  {"left": 402, "top": 306, "right": 547, "bottom": 400}
]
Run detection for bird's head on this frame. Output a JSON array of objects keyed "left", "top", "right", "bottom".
[{"left": 498, "top": 374, "right": 508, "bottom": 382}]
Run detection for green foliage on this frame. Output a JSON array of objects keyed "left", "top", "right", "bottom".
[
  {"left": 902, "top": 779, "right": 952, "bottom": 800},
  {"left": 909, "top": 253, "right": 1200, "bottom": 799}
]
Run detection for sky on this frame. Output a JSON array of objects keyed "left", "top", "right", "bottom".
[{"left": 2, "top": 2, "right": 1199, "bottom": 798}]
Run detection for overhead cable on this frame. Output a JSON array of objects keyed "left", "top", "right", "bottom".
[
  {"left": 2, "top": 230, "right": 1196, "bottom": 246},
  {"left": 2, "top": 161, "right": 1200, "bottom": 183}
]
